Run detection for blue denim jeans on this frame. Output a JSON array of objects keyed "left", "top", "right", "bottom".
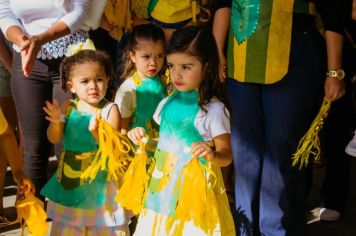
[{"left": 228, "top": 25, "right": 325, "bottom": 236}]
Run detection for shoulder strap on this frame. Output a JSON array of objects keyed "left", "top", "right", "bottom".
[
  {"left": 65, "top": 99, "right": 78, "bottom": 117},
  {"left": 132, "top": 72, "right": 142, "bottom": 87}
]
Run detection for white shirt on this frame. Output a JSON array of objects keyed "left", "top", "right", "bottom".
[
  {"left": 0, "top": 0, "right": 92, "bottom": 59},
  {"left": 0, "top": 0, "right": 90, "bottom": 35},
  {"left": 153, "top": 97, "right": 231, "bottom": 141},
  {"left": 114, "top": 77, "right": 137, "bottom": 119}
]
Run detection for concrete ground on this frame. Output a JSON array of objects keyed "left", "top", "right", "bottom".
[
  {"left": 306, "top": 157, "right": 356, "bottom": 236},
  {"left": 0, "top": 158, "right": 355, "bottom": 235}
]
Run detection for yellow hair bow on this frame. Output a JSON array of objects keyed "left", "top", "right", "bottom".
[{"left": 65, "top": 39, "right": 96, "bottom": 57}]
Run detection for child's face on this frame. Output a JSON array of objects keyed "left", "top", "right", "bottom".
[
  {"left": 167, "top": 53, "right": 203, "bottom": 92},
  {"left": 67, "top": 62, "right": 108, "bottom": 107},
  {"left": 130, "top": 39, "right": 165, "bottom": 78}
]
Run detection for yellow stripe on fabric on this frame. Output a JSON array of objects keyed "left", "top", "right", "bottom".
[
  {"left": 233, "top": 38, "right": 247, "bottom": 82},
  {"left": 265, "top": 0, "right": 294, "bottom": 84},
  {"left": 151, "top": 0, "right": 200, "bottom": 24}
]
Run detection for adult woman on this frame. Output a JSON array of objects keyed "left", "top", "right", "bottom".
[
  {"left": 226, "top": 0, "right": 346, "bottom": 235},
  {"left": 0, "top": 0, "right": 97, "bottom": 196}
]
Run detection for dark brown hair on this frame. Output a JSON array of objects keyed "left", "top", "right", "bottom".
[
  {"left": 165, "top": 26, "right": 230, "bottom": 113},
  {"left": 119, "top": 23, "right": 166, "bottom": 80},
  {"left": 60, "top": 50, "right": 114, "bottom": 91}
]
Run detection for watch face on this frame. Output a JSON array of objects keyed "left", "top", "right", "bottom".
[{"left": 337, "top": 69, "right": 345, "bottom": 79}]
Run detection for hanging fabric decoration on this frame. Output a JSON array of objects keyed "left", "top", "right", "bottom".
[
  {"left": 175, "top": 155, "right": 219, "bottom": 235},
  {"left": 115, "top": 137, "right": 153, "bottom": 215},
  {"left": 104, "top": 0, "right": 132, "bottom": 40},
  {"left": 292, "top": 100, "right": 331, "bottom": 169},
  {"left": 131, "top": 0, "right": 150, "bottom": 18},
  {"left": 81, "top": 118, "right": 133, "bottom": 185},
  {"left": 0, "top": 189, "right": 48, "bottom": 236}
]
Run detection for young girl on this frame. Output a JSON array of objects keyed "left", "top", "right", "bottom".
[
  {"left": 127, "top": 26, "right": 235, "bottom": 235},
  {"left": 41, "top": 48, "right": 130, "bottom": 235},
  {"left": 114, "top": 23, "right": 166, "bottom": 153}
]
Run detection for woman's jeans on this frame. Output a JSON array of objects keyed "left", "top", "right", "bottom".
[
  {"left": 228, "top": 25, "right": 325, "bottom": 236},
  {"left": 11, "top": 52, "right": 71, "bottom": 197}
]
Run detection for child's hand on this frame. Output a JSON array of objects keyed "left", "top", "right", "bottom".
[
  {"left": 191, "top": 142, "right": 215, "bottom": 161},
  {"left": 127, "top": 127, "right": 146, "bottom": 145},
  {"left": 89, "top": 113, "right": 101, "bottom": 141},
  {"left": 13, "top": 172, "right": 35, "bottom": 195},
  {"left": 43, "top": 100, "right": 63, "bottom": 123}
]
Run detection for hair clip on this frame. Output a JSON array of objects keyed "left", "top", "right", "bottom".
[{"left": 65, "top": 39, "right": 96, "bottom": 57}]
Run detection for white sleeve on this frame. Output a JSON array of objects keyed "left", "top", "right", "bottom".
[
  {"left": 196, "top": 100, "right": 230, "bottom": 141},
  {"left": 153, "top": 97, "right": 169, "bottom": 125},
  {"left": 59, "top": 0, "right": 90, "bottom": 32},
  {"left": 79, "top": 0, "right": 107, "bottom": 30},
  {"left": 114, "top": 79, "right": 136, "bottom": 118},
  {"left": 0, "top": 0, "right": 23, "bottom": 37}
]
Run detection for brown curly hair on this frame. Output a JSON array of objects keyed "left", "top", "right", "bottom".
[{"left": 60, "top": 50, "right": 115, "bottom": 91}]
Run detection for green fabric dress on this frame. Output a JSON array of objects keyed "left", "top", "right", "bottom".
[{"left": 41, "top": 107, "right": 107, "bottom": 209}]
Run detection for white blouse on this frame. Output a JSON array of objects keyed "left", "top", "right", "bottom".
[{"left": 0, "top": 0, "right": 99, "bottom": 59}]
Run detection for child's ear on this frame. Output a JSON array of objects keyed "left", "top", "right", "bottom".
[
  {"left": 67, "top": 81, "right": 75, "bottom": 93},
  {"left": 129, "top": 51, "right": 136, "bottom": 63}
]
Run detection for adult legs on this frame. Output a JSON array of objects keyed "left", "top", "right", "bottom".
[
  {"left": 11, "top": 53, "right": 70, "bottom": 197},
  {"left": 227, "top": 79, "right": 264, "bottom": 236},
  {"left": 260, "top": 26, "right": 325, "bottom": 236}
]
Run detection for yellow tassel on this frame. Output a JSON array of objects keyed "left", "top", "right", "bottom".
[
  {"left": 81, "top": 118, "right": 133, "bottom": 185},
  {"left": 292, "top": 100, "right": 331, "bottom": 169},
  {"left": 115, "top": 138, "right": 150, "bottom": 215},
  {"left": 175, "top": 158, "right": 219, "bottom": 235},
  {"left": 16, "top": 190, "right": 48, "bottom": 236},
  {"left": 104, "top": 0, "right": 131, "bottom": 40}
]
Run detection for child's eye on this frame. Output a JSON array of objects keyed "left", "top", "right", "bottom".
[
  {"left": 97, "top": 77, "right": 104, "bottom": 82},
  {"left": 167, "top": 64, "right": 173, "bottom": 69},
  {"left": 182, "top": 65, "right": 191, "bottom": 70},
  {"left": 80, "top": 80, "right": 88, "bottom": 84},
  {"left": 142, "top": 55, "right": 150, "bottom": 59},
  {"left": 157, "top": 54, "right": 163, "bottom": 59}
]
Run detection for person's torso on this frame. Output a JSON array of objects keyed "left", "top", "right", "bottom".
[{"left": 145, "top": 91, "right": 205, "bottom": 215}]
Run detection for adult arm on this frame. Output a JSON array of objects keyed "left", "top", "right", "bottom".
[
  {"left": 212, "top": 7, "right": 231, "bottom": 81},
  {"left": 318, "top": 0, "right": 347, "bottom": 101}
]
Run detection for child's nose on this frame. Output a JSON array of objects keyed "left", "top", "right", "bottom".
[
  {"left": 89, "top": 81, "right": 97, "bottom": 89},
  {"left": 149, "top": 58, "right": 157, "bottom": 66},
  {"left": 170, "top": 68, "right": 179, "bottom": 79}
]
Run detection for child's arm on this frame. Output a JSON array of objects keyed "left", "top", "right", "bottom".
[
  {"left": 43, "top": 100, "right": 68, "bottom": 144},
  {"left": 89, "top": 104, "right": 122, "bottom": 141},
  {"left": 0, "top": 127, "right": 34, "bottom": 192},
  {"left": 120, "top": 118, "right": 130, "bottom": 135},
  {"left": 105, "top": 104, "right": 122, "bottom": 130},
  {"left": 191, "top": 133, "right": 232, "bottom": 167}
]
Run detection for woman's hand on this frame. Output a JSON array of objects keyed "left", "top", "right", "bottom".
[
  {"left": 13, "top": 171, "right": 35, "bottom": 195},
  {"left": 191, "top": 142, "right": 215, "bottom": 161},
  {"left": 20, "top": 35, "right": 43, "bottom": 77},
  {"left": 324, "top": 76, "right": 345, "bottom": 101},
  {"left": 127, "top": 127, "right": 145, "bottom": 145},
  {"left": 43, "top": 100, "right": 63, "bottom": 123}
]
